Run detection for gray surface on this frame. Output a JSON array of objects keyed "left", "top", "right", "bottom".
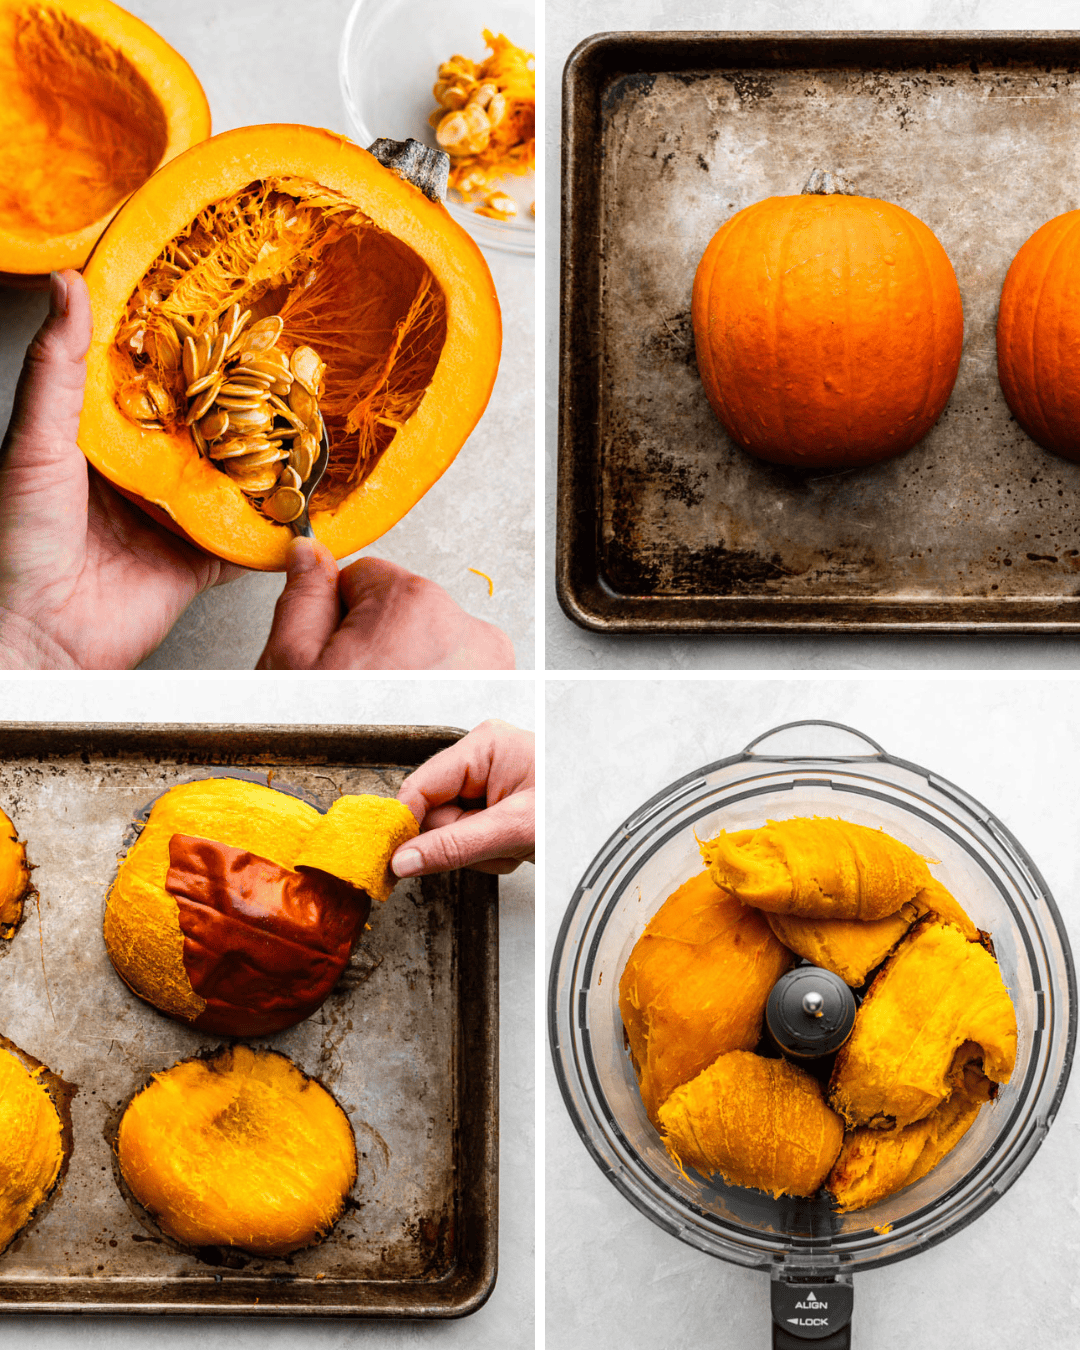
[
  {"left": 546, "top": 677, "right": 1080, "bottom": 1349},
  {"left": 0, "top": 678, "right": 534, "bottom": 1346},
  {"left": 0, "top": 0, "right": 533, "bottom": 670},
  {"left": 547, "top": 0, "right": 1080, "bottom": 666}
]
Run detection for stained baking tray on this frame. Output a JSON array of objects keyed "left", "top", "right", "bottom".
[
  {"left": 0, "top": 723, "right": 497, "bottom": 1316},
  {"left": 558, "top": 31, "right": 1080, "bottom": 633}
]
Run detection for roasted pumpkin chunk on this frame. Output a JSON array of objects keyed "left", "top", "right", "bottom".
[
  {"left": 658, "top": 1051, "right": 844, "bottom": 1198},
  {"left": 618, "top": 871, "right": 791, "bottom": 1123},
  {"left": 830, "top": 918, "right": 1017, "bottom": 1130},
  {"left": 700, "top": 818, "right": 934, "bottom": 921},
  {"left": 827, "top": 1048, "right": 994, "bottom": 1211},
  {"left": 765, "top": 904, "right": 919, "bottom": 988}
]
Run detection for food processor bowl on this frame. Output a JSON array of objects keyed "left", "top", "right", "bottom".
[{"left": 549, "top": 721, "right": 1075, "bottom": 1342}]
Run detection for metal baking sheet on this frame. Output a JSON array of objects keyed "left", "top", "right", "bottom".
[
  {"left": 0, "top": 723, "right": 497, "bottom": 1316},
  {"left": 558, "top": 31, "right": 1080, "bottom": 633}
]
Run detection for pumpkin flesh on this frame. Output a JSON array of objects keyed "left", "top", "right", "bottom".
[
  {"left": 0, "top": 0, "right": 209, "bottom": 277},
  {"left": 80, "top": 125, "right": 501, "bottom": 568}
]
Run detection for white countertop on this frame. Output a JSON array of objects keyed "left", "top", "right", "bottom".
[
  {"left": 545, "top": 0, "right": 1080, "bottom": 669},
  {"left": 546, "top": 675, "right": 1080, "bottom": 1349},
  {"left": 0, "top": 0, "right": 534, "bottom": 670},
  {"left": 0, "top": 676, "right": 535, "bottom": 1347}
]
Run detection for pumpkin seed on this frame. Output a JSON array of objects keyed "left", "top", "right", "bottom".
[
  {"left": 186, "top": 369, "right": 221, "bottom": 399},
  {"left": 263, "top": 485, "right": 305, "bottom": 523},
  {"left": 288, "top": 382, "right": 318, "bottom": 426},
  {"left": 208, "top": 435, "right": 272, "bottom": 461},
  {"left": 185, "top": 379, "right": 223, "bottom": 423},
  {"left": 117, "top": 381, "right": 157, "bottom": 422},
  {"left": 223, "top": 463, "right": 280, "bottom": 493},
  {"left": 218, "top": 379, "right": 272, "bottom": 397},
  {"left": 181, "top": 336, "right": 199, "bottom": 386},
  {"left": 198, "top": 408, "right": 229, "bottom": 441},
  {"left": 172, "top": 314, "right": 198, "bottom": 344},
  {"left": 290, "top": 345, "right": 322, "bottom": 395}
]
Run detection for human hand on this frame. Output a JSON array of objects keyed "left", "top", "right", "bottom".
[
  {"left": 256, "top": 539, "right": 514, "bottom": 670},
  {"left": 0, "top": 270, "right": 243, "bottom": 669},
  {"left": 393, "top": 719, "right": 534, "bottom": 876}
]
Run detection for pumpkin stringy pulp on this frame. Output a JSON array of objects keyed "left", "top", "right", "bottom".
[{"left": 111, "top": 177, "right": 448, "bottom": 521}]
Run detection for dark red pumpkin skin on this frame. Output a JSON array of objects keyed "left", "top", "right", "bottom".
[
  {"left": 692, "top": 194, "right": 965, "bottom": 470},
  {"left": 997, "top": 210, "right": 1080, "bottom": 462}
]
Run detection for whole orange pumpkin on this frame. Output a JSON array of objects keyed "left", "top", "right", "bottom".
[
  {"left": 996, "top": 211, "right": 1080, "bottom": 460},
  {"left": 691, "top": 192, "right": 964, "bottom": 469}
]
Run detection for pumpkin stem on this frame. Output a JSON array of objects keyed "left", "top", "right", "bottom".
[
  {"left": 367, "top": 138, "right": 449, "bottom": 204},
  {"left": 802, "top": 168, "right": 855, "bottom": 196}
]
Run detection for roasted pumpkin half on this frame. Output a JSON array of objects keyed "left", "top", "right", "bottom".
[
  {"left": 692, "top": 189, "right": 963, "bottom": 469},
  {"left": 0, "top": 805, "right": 31, "bottom": 940},
  {"left": 79, "top": 125, "right": 502, "bottom": 568},
  {"left": 0, "top": 0, "right": 209, "bottom": 280},
  {"left": 104, "top": 777, "right": 418, "bottom": 1036},
  {"left": 0, "top": 1040, "right": 66, "bottom": 1253},
  {"left": 117, "top": 1045, "right": 356, "bottom": 1257}
]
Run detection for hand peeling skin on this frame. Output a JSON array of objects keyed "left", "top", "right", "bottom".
[{"left": 0, "top": 6, "right": 168, "bottom": 237}]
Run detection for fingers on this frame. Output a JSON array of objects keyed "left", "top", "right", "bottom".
[
  {"left": 391, "top": 789, "right": 535, "bottom": 876},
  {"left": 1, "top": 271, "right": 93, "bottom": 476},
  {"left": 318, "top": 557, "right": 514, "bottom": 670},
  {"left": 255, "top": 536, "right": 340, "bottom": 669},
  {"left": 397, "top": 719, "right": 534, "bottom": 825}
]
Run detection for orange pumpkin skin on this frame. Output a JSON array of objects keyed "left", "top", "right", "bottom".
[
  {"left": 996, "top": 211, "right": 1080, "bottom": 461},
  {"left": 78, "top": 124, "right": 502, "bottom": 569},
  {"left": 0, "top": 0, "right": 210, "bottom": 279},
  {"left": 691, "top": 194, "right": 964, "bottom": 469}
]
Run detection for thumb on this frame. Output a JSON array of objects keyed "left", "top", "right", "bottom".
[
  {"left": 256, "top": 536, "right": 341, "bottom": 668},
  {"left": 2, "top": 271, "right": 92, "bottom": 475},
  {"left": 391, "top": 791, "right": 536, "bottom": 876}
]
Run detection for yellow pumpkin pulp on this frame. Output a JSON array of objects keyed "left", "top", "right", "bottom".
[
  {"left": 80, "top": 125, "right": 502, "bottom": 569},
  {"left": 117, "top": 1045, "right": 356, "bottom": 1256},
  {"left": 0, "top": 1046, "right": 64, "bottom": 1251},
  {"left": 0, "top": 0, "right": 209, "bottom": 279}
]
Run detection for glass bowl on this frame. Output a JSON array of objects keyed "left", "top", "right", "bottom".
[
  {"left": 549, "top": 720, "right": 1076, "bottom": 1277},
  {"left": 340, "top": 0, "right": 535, "bottom": 257}
]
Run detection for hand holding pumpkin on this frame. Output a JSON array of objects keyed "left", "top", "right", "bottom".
[
  {"left": 256, "top": 545, "right": 515, "bottom": 670},
  {"left": 0, "top": 270, "right": 242, "bottom": 669},
  {"left": 393, "top": 719, "right": 535, "bottom": 876}
]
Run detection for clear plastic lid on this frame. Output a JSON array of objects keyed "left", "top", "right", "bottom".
[{"left": 549, "top": 721, "right": 1076, "bottom": 1277}]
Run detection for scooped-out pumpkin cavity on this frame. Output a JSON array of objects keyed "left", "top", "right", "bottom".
[
  {"left": 110, "top": 175, "right": 448, "bottom": 520},
  {"left": 117, "top": 1045, "right": 356, "bottom": 1257},
  {"left": 0, "top": 2, "right": 167, "bottom": 239}
]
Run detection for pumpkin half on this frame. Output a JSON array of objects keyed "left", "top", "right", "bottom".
[
  {"left": 996, "top": 210, "right": 1080, "bottom": 461},
  {"left": 0, "top": 0, "right": 209, "bottom": 280},
  {"left": 0, "top": 805, "right": 31, "bottom": 939},
  {"left": 692, "top": 191, "right": 963, "bottom": 468},
  {"left": 0, "top": 1040, "right": 66, "bottom": 1253},
  {"left": 103, "top": 778, "right": 418, "bottom": 1036},
  {"left": 117, "top": 1045, "right": 356, "bottom": 1256},
  {"left": 79, "top": 124, "right": 502, "bottom": 568}
]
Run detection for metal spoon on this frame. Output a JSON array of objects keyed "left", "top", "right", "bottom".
[{"left": 290, "top": 419, "right": 330, "bottom": 538}]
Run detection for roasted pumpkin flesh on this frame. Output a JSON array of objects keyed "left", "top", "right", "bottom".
[
  {"left": 658, "top": 1051, "right": 845, "bottom": 1198},
  {"left": 117, "top": 1045, "right": 356, "bottom": 1256},
  {"left": 0, "top": 5, "right": 167, "bottom": 242},
  {"left": 621, "top": 816, "right": 1019, "bottom": 1213},
  {"left": 617, "top": 871, "right": 791, "bottom": 1123},
  {"left": 111, "top": 177, "right": 448, "bottom": 514},
  {"left": 0, "top": 1047, "right": 64, "bottom": 1252}
]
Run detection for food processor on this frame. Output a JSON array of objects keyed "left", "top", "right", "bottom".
[{"left": 549, "top": 720, "right": 1075, "bottom": 1348}]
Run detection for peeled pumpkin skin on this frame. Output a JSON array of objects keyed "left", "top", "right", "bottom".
[
  {"left": 117, "top": 1045, "right": 356, "bottom": 1257},
  {"left": 765, "top": 879, "right": 977, "bottom": 987},
  {"left": 104, "top": 778, "right": 418, "bottom": 1035},
  {"left": 79, "top": 124, "right": 501, "bottom": 569},
  {"left": 0, "top": 1045, "right": 65, "bottom": 1252},
  {"left": 830, "top": 918, "right": 1017, "bottom": 1130},
  {"left": 0, "top": 0, "right": 209, "bottom": 279},
  {"left": 700, "top": 817, "right": 935, "bottom": 922},
  {"left": 658, "top": 1050, "right": 845, "bottom": 1198},
  {"left": 0, "top": 806, "right": 31, "bottom": 939},
  {"left": 827, "top": 1048, "right": 994, "bottom": 1212},
  {"left": 691, "top": 192, "right": 963, "bottom": 469},
  {"left": 618, "top": 870, "right": 791, "bottom": 1123}
]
